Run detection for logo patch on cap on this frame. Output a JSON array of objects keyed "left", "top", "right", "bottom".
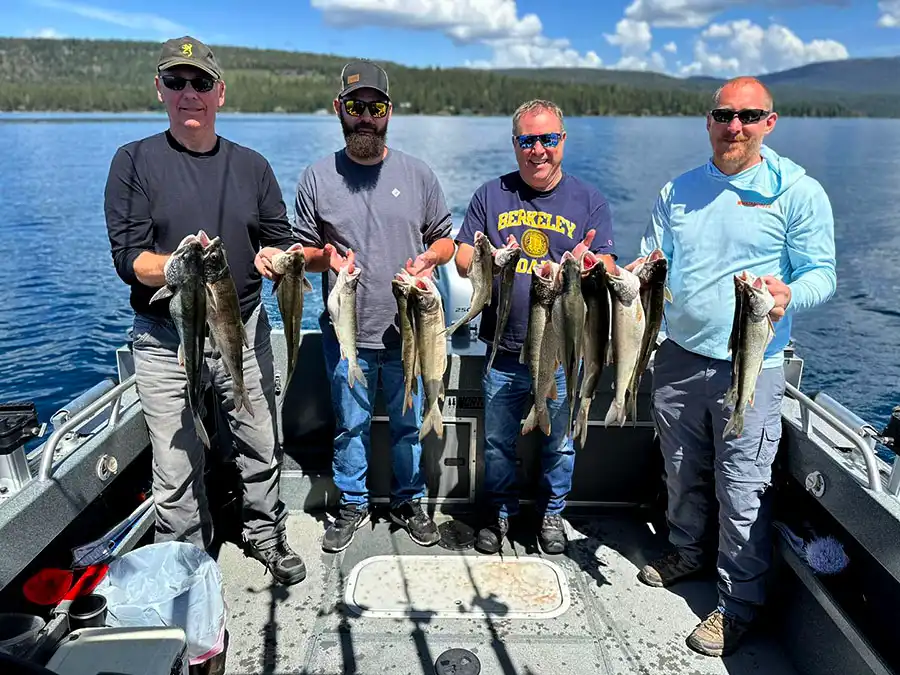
[
  {"left": 181, "top": 43, "right": 193, "bottom": 57},
  {"left": 347, "top": 74, "right": 360, "bottom": 84}
]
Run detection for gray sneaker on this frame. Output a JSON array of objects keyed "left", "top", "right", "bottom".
[{"left": 638, "top": 550, "right": 704, "bottom": 588}]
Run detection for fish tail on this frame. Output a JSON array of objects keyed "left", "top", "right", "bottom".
[
  {"left": 194, "top": 411, "right": 211, "bottom": 449},
  {"left": 522, "top": 405, "right": 536, "bottom": 435},
  {"left": 419, "top": 401, "right": 444, "bottom": 441},
  {"left": 604, "top": 399, "right": 623, "bottom": 428},
  {"left": 575, "top": 399, "right": 591, "bottom": 447},
  {"left": 238, "top": 386, "right": 255, "bottom": 418},
  {"left": 723, "top": 412, "right": 743, "bottom": 439},
  {"left": 348, "top": 361, "right": 366, "bottom": 389}
]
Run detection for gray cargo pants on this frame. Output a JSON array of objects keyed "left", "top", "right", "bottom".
[
  {"left": 131, "top": 303, "right": 287, "bottom": 551},
  {"left": 651, "top": 338, "right": 785, "bottom": 622}
]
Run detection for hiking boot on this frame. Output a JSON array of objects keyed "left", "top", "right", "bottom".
[
  {"left": 687, "top": 608, "right": 751, "bottom": 657},
  {"left": 538, "top": 514, "right": 567, "bottom": 555},
  {"left": 638, "top": 549, "right": 704, "bottom": 588},
  {"left": 246, "top": 536, "right": 306, "bottom": 586},
  {"left": 475, "top": 517, "right": 509, "bottom": 554},
  {"left": 323, "top": 504, "right": 370, "bottom": 553},
  {"left": 390, "top": 499, "right": 440, "bottom": 546}
]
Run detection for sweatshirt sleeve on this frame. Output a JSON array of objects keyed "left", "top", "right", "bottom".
[
  {"left": 640, "top": 183, "right": 674, "bottom": 261},
  {"left": 257, "top": 161, "right": 293, "bottom": 250},
  {"left": 785, "top": 178, "right": 837, "bottom": 313},
  {"left": 104, "top": 147, "right": 154, "bottom": 286}
]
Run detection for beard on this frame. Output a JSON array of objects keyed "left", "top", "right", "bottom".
[{"left": 341, "top": 116, "right": 387, "bottom": 160}]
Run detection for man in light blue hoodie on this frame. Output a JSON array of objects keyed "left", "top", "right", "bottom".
[{"left": 631, "top": 76, "right": 836, "bottom": 657}]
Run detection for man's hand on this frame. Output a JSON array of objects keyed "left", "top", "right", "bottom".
[
  {"left": 762, "top": 275, "right": 791, "bottom": 321},
  {"left": 623, "top": 256, "right": 645, "bottom": 273},
  {"left": 255, "top": 247, "right": 285, "bottom": 281},
  {"left": 406, "top": 250, "right": 437, "bottom": 278},
  {"left": 571, "top": 229, "right": 595, "bottom": 262}
]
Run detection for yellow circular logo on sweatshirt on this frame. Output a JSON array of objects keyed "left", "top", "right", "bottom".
[{"left": 521, "top": 229, "right": 549, "bottom": 258}]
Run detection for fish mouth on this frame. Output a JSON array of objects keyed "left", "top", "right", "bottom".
[{"left": 648, "top": 249, "right": 665, "bottom": 262}]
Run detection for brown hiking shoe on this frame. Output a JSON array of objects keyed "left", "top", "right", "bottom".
[
  {"left": 687, "top": 609, "right": 750, "bottom": 657},
  {"left": 637, "top": 550, "right": 704, "bottom": 588}
]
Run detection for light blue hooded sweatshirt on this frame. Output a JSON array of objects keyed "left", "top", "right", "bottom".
[{"left": 640, "top": 144, "right": 837, "bottom": 368}]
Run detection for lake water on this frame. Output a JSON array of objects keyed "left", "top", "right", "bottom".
[{"left": 0, "top": 112, "right": 897, "bottom": 437}]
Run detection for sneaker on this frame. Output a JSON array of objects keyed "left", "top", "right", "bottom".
[
  {"left": 323, "top": 504, "right": 370, "bottom": 553},
  {"left": 389, "top": 499, "right": 440, "bottom": 546},
  {"left": 687, "top": 608, "right": 751, "bottom": 657},
  {"left": 246, "top": 536, "right": 306, "bottom": 586},
  {"left": 538, "top": 514, "right": 567, "bottom": 555},
  {"left": 475, "top": 517, "right": 509, "bottom": 554},
  {"left": 637, "top": 549, "right": 704, "bottom": 588}
]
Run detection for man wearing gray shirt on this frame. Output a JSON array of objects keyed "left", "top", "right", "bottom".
[{"left": 293, "top": 60, "right": 455, "bottom": 553}]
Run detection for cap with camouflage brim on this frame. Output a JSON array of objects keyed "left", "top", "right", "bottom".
[{"left": 157, "top": 36, "right": 222, "bottom": 80}]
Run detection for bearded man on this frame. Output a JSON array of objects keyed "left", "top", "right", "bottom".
[{"left": 292, "top": 59, "right": 455, "bottom": 553}]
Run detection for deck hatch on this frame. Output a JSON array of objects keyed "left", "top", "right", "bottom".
[{"left": 343, "top": 554, "right": 570, "bottom": 619}]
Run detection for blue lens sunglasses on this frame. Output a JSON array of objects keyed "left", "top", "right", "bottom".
[{"left": 514, "top": 132, "right": 563, "bottom": 149}]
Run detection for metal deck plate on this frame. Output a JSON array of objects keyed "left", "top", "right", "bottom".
[{"left": 343, "top": 555, "right": 571, "bottom": 619}]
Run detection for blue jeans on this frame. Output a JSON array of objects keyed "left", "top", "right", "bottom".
[
  {"left": 482, "top": 351, "right": 575, "bottom": 519},
  {"left": 321, "top": 316, "right": 425, "bottom": 509}
]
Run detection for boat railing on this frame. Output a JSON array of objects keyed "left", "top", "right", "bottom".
[
  {"left": 37, "top": 374, "right": 138, "bottom": 482},
  {"left": 785, "top": 382, "right": 889, "bottom": 495}
]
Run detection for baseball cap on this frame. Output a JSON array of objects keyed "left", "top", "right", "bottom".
[
  {"left": 157, "top": 36, "right": 222, "bottom": 80},
  {"left": 339, "top": 60, "right": 390, "bottom": 100}
]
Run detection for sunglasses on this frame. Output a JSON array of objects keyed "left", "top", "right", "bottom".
[
  {"left": 709, "top": 108, "right": 771, "bottom": 125},
  {"left": 514, "top": 132, "right": 562, "bottom": 149},
  {"left": 342, "top": 99, "right": 389, "bottom": 118},
  {"left": 161, "top": 74, "right": 217, "bottom": 93}
]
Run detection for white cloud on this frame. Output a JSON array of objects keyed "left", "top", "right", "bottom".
[
  {"left": 678, "top": 19, "right": 849, "bottom": 76},
  {"left": 311, "top": 0, "right": 601, "bottom": 68},
  {"left": 34, "top": 0, "right": 188, "bottom": 35},
  {"left": 625, "top": 0, "right": 849, "bottom": 29},
  {"left": 878, "top": 0, "right": 900, "bottom": 27},
  {"left": 663, "top": 41, "right": 678, "bottom": 53},
  {"left": 26, "top": 27, "right": 65, "bottom": 38},
  {"left": 602, "top": 18, "right": 667, "bottom": 72}
]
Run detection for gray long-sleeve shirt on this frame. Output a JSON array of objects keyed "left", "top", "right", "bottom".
[
  {"left": 293, "top": 148, "right": 453, "bottom": 349},
  {"left": 104, "top": 130, "right": 293, "bottom": 323}
]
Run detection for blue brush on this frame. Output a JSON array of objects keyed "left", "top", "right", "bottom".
[{"left": 773, "top": 521, "right": 850, "bottom": 576}]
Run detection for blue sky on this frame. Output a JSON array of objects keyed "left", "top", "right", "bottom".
[{"left": 2, "top": 0, "right": 898, "bottom": 77}]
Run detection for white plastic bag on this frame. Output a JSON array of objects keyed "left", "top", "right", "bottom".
[{"left": 93, "top": 541, "right": 226, "bottom": 661}]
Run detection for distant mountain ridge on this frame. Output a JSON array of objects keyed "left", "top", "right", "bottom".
[{"left": 0, "top": 37, "right": 897, "bottom": 117}]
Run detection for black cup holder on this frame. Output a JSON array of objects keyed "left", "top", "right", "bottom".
[{"left": 68, "top": 594, "right": 107, "bottom": 630}]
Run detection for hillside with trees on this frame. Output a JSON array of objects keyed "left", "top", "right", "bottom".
[{"left": 0, "top": 38, "right": 895, "bottom": 117}]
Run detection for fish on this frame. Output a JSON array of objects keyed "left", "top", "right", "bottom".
[
  {"left": 604, "top": 265, "right": 646, "bottom": 428},
  {"left": 202, "top": 233, "right": 254, "bottom": 417},
  {"left": 551, "top": 251, "right": 585, "bottom": 437},
  {"left": 327, "top": 254, "right": 366, "bottom": 389},
  {"left": 409, "top": 275, "right": 447, "bottom": 440},
  {"left": 521, "top": 261, "right": 562, "bottom": 436},
  {"left": 443, "top": 230, "right": 495, "bottom": 336},
  {"left": 392, "top": 270, "right": 419, "bottom": 414},
  {"left": 628, "top": 249, "right": 670, "bottom": 416},
  {"left": 486, "top": 238, "right": 522, "bottom": 372},
  {"left": 723, "top": 271, "right": 776, "bottom": 438},
  {"left": 573, "top": 250, "right": 611, "bottom": 447},
  {"left": 149, "top": 234, "right": 211, "bottom": 448},
  {"left": 272, "top": 243, "right": 313, "bottom": 385}
]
